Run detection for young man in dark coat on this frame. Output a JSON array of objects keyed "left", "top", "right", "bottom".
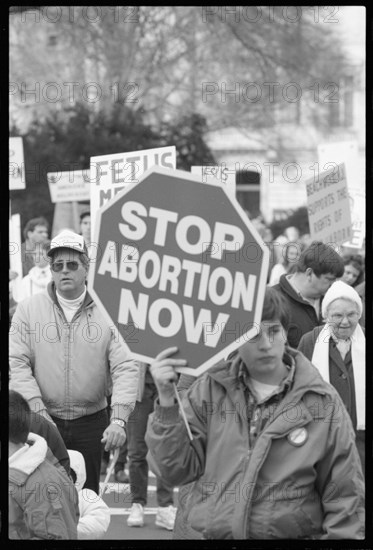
[{"left": 272, "top": 241, "right": 344, "bottom": 347}]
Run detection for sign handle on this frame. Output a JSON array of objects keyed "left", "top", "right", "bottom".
[
  {"left": 72, "top": 201, "right": 80, "bottom": 233},
  {"left": 101, "top": 447, "right": 120, "bottom": 496},
  {"left": 172, "top": 382, "right": 194, "bottom": 441}
]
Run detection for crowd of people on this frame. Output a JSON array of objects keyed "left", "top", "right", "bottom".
[{"left": 8, "top": 213, "right": 366, "bottom": 540}]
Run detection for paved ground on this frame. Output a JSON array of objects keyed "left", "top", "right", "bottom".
[{"left": 100, "top": 467, "right": 176, "bottom": 540}]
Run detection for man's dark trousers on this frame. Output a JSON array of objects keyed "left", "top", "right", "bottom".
[{"left": 51, "top": 408, "right": 108, "bottom": 493}]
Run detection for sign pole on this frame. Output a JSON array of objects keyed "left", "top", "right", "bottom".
[
  {"left": 100, "top": 447, "right": 120, "bottom": 496},
  {"left": 72, "top": 201, "right": 80, "bottom": 233}
]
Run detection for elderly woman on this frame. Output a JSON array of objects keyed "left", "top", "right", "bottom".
[{"left": 298, "top": 281, "right": 365, "bottom": 471}]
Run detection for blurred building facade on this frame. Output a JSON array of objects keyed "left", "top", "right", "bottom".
[
  {"left": 10, "top": 6, "right": 365, "bottom": 229},
  {"left": 206, "top": 6, "right": 365, "bottom": 222}
]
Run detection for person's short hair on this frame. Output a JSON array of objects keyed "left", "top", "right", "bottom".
[
  {"left": 23, "top": 217, "right": 49, "bottom": 241},
  {"left": 79, "top": 211, "right": 90, "bottom": 223},
  {"left": 78, "top": 252, "right": 90, "bottom": 269},
  {"left": 283, "top": 240, "right": 306, "bottom": 268},
  {"left": 9, "top": 390, "right": 31, "bottom": 444},
  {"left": 262, "top": 286, "right": 291, "bottom": 331},
  {"left": 295, "top": 241, "right": 344, "bottom": 278}
]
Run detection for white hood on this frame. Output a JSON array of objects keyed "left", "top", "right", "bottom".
[
  {"left": 9, "top": 432, "right": 47, "bottom": 475},
  {"left": 28, "top": 266, "right": 52, "bottom": 288},
  {"left": 68, "top": 449, "right": 87, "bottom": 491}
]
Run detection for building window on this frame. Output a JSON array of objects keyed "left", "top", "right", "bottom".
[
  {"left": 236, "top": 169, "right": 261, "bottom": 218},
  {"left": 48, "top": 35, "right": 57, "bottom": 47}
]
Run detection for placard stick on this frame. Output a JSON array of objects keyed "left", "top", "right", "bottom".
[
  {"left": 72, "top": 201, "right": 80, "bottom": 233},
  {"left": 101, "top": 447, "right": 120, "bottom": 496},
  {"left": 172, "top": 382, "right": 193, "bottom": 441}
]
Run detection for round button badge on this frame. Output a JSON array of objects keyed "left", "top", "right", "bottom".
[{"left": 287, "top": 427, "right": 308, "bottom": 447}]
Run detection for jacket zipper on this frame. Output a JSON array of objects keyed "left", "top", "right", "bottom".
[{"left": 55, "top": 304, "right": 84, "bottom": 419}]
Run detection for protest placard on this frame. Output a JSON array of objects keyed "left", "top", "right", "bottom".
[
  {"left": 9, "top": 212, "right": 23, "bottom": 301},
  {"left": 191, "top": 165, "right": 236, "bottom": 197},
  {"left": 306, "top": 163, "right": 352, "bottom": 246},
  {"left": 9, "top": 137, "right": 25, "bottom": 190},
  {"left": 317, "top": 140, "right": 362, "bottom": 188},
  {"left": 90, "top": 146, "right": 176, "bottom": 238},
  {"left": 88, "top": 166, "right": 269, "bottom": 376},
  {"left": 47, "top": 170, "right": 91, "bottom": 203},
  {"left": 343, "top": 187, "right": 365, "bottom": 249}
]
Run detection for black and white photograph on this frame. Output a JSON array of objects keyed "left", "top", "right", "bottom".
[{"left": 8, "top": 5, "right": 367, "bottom": 542}]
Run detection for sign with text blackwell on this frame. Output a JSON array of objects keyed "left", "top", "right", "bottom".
[
  {"left": 90, "top": 146, "right": 176, "bottom": 240},
  {"left": 88, "top": 166, "right": 269, "bottom": 376},
  {"left": 305, "top": 163, "right": 352, "bottom": 247}
]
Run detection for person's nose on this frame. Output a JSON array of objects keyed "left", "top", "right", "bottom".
[
  {"left": 258, "top": 331, "right": 272, "bottom": 350},
  {"left": 339, "top": 314, "right": 350, "bottom": 326}
]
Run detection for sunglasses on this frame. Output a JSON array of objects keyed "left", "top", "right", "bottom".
[{"left": 51, "top": 261, "right": 80, "bottom": 272}]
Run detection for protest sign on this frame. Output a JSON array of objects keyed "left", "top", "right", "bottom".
[
  {"left": 90, "top": 146, "right": 176, "bottom": 238},
  {"left": 342, "top": 187, "right": 365, "bottom": 249},
  {"left": 88, "top": 166, "right": 269, "bottom": 376},
  {"left": 305, "top": 163, "right": 352, "bottom": 246},
  {"left": 9, "top": 212, "right": 23, "bottom": 301},
  {"left": 47, "top": 170, "right": 91, "bottom": 202},
  {"left": 317, "top": 140, "right": 362, "bottom": 188},
  {"left": 9, "top": 137, "right": 25, "bottom": 190},
  {"left": 191, "top": 165, "right": 236, "bottom": 197},
  {"left": 318, "top": 140, "right": 365, "bottom": 248}
]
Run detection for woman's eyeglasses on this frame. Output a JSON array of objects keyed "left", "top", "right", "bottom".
[
  {"left": 329, "top": 312, "right": 359, "bottom": 322},
  {"left": 51, "top": 261, "right": 80, "bottom": 272}
]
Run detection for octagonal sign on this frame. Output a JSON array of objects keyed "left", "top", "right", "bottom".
[{"left": 88, "top": 166, "right": 269, "bottom": 376}]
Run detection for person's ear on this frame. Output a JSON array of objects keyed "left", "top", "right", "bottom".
[{"left": 305, "top": 267, "right": 313, "bottom": 281}]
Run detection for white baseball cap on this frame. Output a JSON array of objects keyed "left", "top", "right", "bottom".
[{"left": 47, "top": 230, "right": 87, "bottom": 257}]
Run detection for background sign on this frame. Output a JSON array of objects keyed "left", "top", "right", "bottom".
[
  {"left": 9, "top": 137, "right": 25, "bottom": 190},
  {"left": 90, "top": 146, "right": 176, "bottom": 238},
  {"left": 88, "top": 166, "right": 269, "bottom": 376},
  {"left": 9, "top": 212, "right": 23, "bottom": 301},
  {"left": 318, "top": 140, "right": 365, "bottom": 248},
  {"left": 191, "top": 165, "right": 236, "bottom": 197},
  {"left": 342, "top": 187, "right": 365, "bottom": 249},
  {"left": 305, "top": 163, "right": 352, "bottom": 246},
  {"left": 47, "top": 170, "right": 91, "bottom": 203},
  {"left": 317, "top": 140, "right": 362, "bottom": 188}
]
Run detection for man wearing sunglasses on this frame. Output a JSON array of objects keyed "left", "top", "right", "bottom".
[{"left": 9, "top": 229, "right": 140, "bottom": 494}]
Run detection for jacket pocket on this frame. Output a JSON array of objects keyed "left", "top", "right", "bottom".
[{"left": 29, "top": 492, "right": 71, "bottom": 539}]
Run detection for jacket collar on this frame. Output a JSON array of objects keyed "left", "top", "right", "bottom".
[
  {"left": 237, "top": 352, "right": 295, "bottom": 402},
  {"left": 47, "top": 281, "right": 94, "bottom": 310},
  {"left": 208, "top": 347, "right": 329, "bottom": 404},
  {"left": 279, "top": 274, "right": 315, "bottom": 306}
]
